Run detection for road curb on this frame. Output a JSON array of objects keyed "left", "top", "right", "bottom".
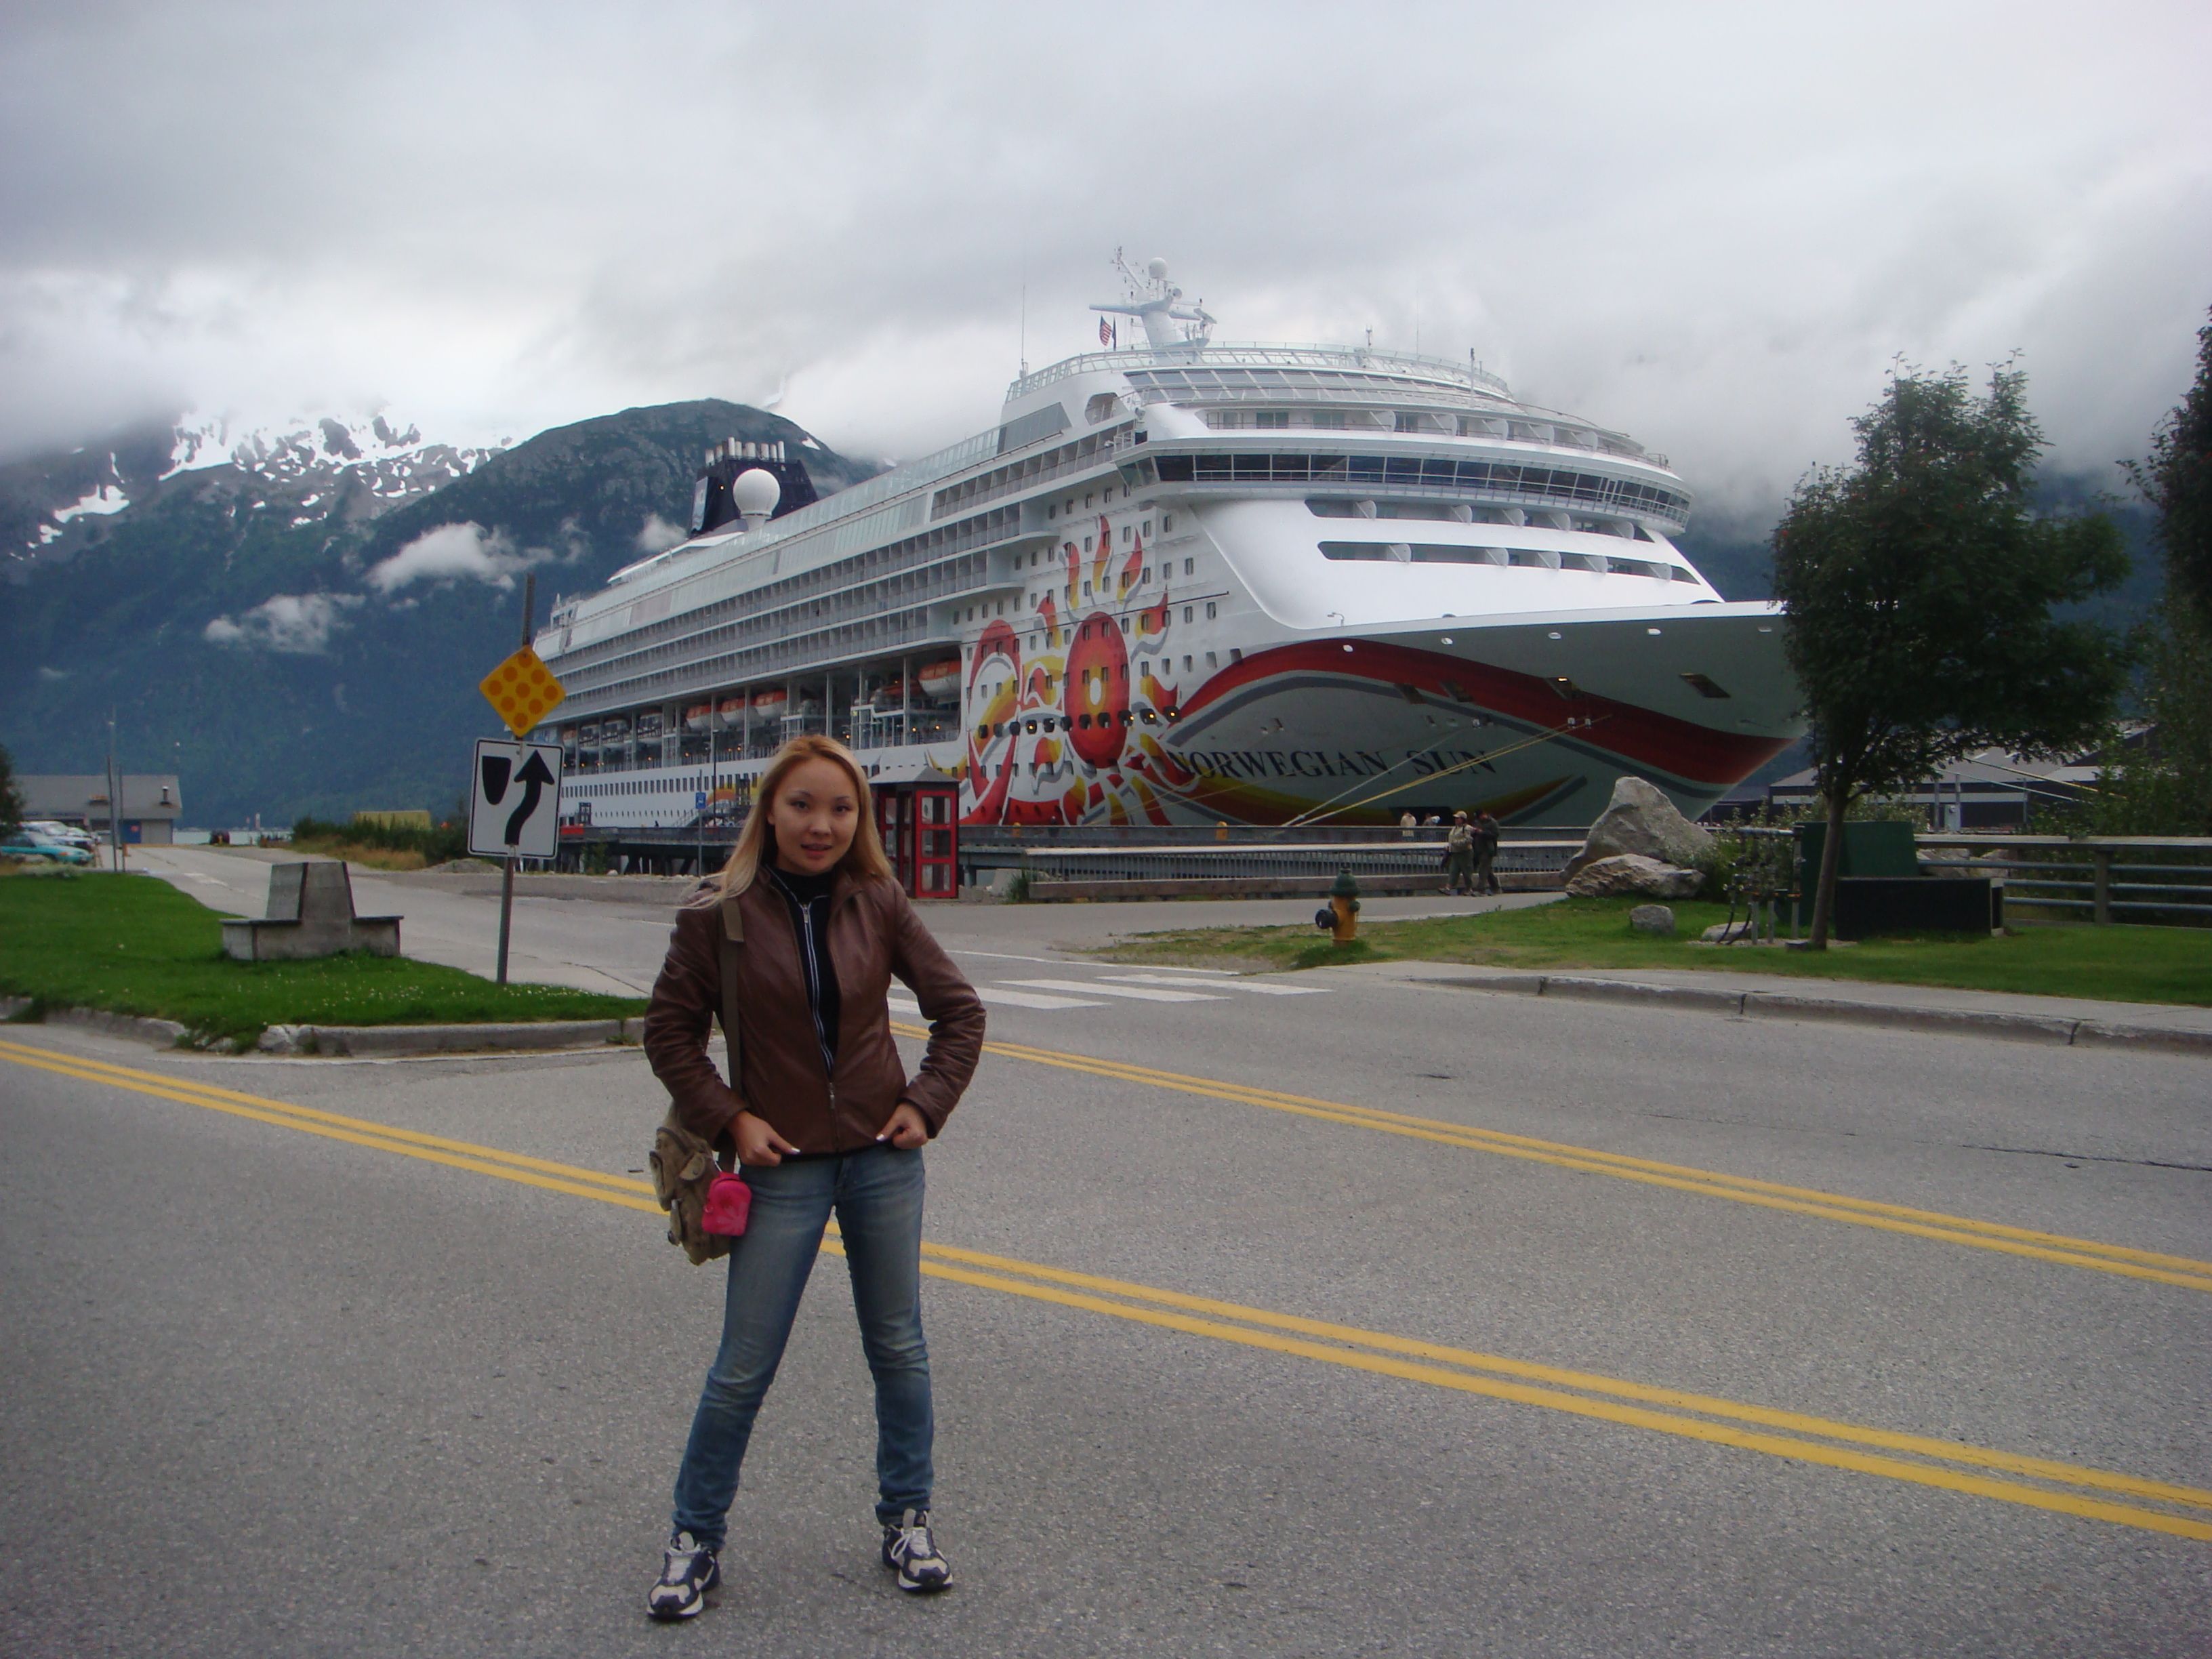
[
  {"left": 287, "top": 1017, "right": 644, "bottom": 1057},
  {"left": 45, "top": 1006, "right": 194, "bottom": 1046},
  {"left": 1, "top": 998, "right": 645, "bottom": 1058},
  {"left": 1418, "top": 970, "right": 2212, "bottom": 1054}
]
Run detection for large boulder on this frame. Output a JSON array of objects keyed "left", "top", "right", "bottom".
[
  {"left": 1564, "top": 777, "right": 1715, "bottom": 880},
  {"left": 1564, "top": 854, "right": 1704, "bottom": 899}
]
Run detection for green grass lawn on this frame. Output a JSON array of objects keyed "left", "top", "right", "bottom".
[
  {"left": 1090, "top": 896, "right": 2212, "bottom": 1006},
  {"left": 0, "top": 870, "right": 647, "bottom": 1045}
]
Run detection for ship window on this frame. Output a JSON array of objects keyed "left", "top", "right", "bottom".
[
  {"left": 1681, "top": 672, "right": 1732, "bottom": 699},
  {"left": 1184, "top": 656, "right": 1193, "bottom": 672},
  {"left": 1141, "top": 520, "right": 1151, "bottom": 537},
  {"left": 1183, "top": 607, "right": 1193, "bottom": 622},
  {"left": 1141, "top": 566, "right": 1151, "bottom": 584},
  {"left": 1311, "top": 411, "right": 1346, "bottom": 429},
  {"left": 1085, "top": 493, "right": 1094, "bottom": 508},
  {"left": 1119, "top": 617, "right": 1129, "bottom": 634},
  {"left": 1255, "top": 411, "right": 1289, "bottom": 430},
  {"left": 1206, "top": 651, "right": 1218, "bottom": 668},
  {"left": 1230, "top": 648, "right": 1243, "bottom": 663},
  {"left": 1410, "top": 544, "right": 1507, "bottom": 565},
  {"left": 1077, "top": 714, "right": 1091, "bottom": 729},
  {"left": 1084, "top": 537, "right": 1094, "bottom": 553},
  {"left": 1559, "top": 552, "right": 1603, "bottom": 572},
  {"left": 1122, "top": 526, "right": 1131, "bottom": 544},
  {"left": 1163, "top": 514, "right": 1175, "bottom": 531},
  {"left": 1206, "top": 602, "right": 1217, "bottom": 619},
  {"left": 1319, "top": 542, "right": 1395, "bottom": 560},
  {"left": 1508, "top": 549, "right": 1553, "bottom": 568}
]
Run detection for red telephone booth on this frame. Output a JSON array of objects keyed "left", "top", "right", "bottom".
[{"left": 873, "top": 773, "right": 960, "bottom": 900}]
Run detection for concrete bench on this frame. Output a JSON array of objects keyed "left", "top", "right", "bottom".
[{"left": 220, "top": 861, "right": 403, "bottom": 961}]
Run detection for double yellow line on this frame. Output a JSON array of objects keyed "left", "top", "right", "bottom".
[
  {"left": 916, "top": 1027, "right": 2212, "bottom": 1296},
  {"left": 4, "top": 1033, "right": 2209, "bottom": 1542}
]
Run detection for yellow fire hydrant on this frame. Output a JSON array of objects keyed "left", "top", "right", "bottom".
[{"left": 1313, "top": 865, "right": 1361, "bottom": 943}]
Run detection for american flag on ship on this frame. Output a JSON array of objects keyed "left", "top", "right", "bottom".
[{"left": 1099, "top": 318, "right": 1116, "bottom": 347}]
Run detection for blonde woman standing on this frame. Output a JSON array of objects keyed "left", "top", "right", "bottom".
[{"left": 640, "top": 736, "right": 985, "bottom": 1618}]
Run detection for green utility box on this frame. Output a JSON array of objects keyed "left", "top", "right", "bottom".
[
  {"left": 1793, "top": 819, "right": 1919, "bottom": 884},
  {"left": 1792, "top": 820, "right": 1917, "bottom": 931}
]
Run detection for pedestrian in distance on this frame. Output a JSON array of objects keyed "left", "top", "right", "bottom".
[
  {"left": 1399, "top": 808, "right": 1417, "bottom": 840},
  {"left": 640, "top": 735, "right": 986, "bottom": 1620},
  {"left": 1473, "top": 809, "right": 1502, "bottom": 896},
  {"left": 1443, "top": 811, "right": 1476, "bottom": 895}
]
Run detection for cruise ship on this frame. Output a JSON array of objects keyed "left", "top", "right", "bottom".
[{"left": 535, "top": 256, "right": 1801, "bottom": 830}]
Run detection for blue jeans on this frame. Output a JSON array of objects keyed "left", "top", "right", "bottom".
[{"left": 670, "top": 1145, "right": 932, "bottom": 1547}]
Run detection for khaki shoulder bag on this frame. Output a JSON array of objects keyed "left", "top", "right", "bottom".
[{"left": 649, "top": 891, "right": 749, "bottom": 1265}]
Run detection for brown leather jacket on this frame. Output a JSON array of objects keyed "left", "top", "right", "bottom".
[{"left": 642, "top": 869, "right": 985, "bottom": 1156}]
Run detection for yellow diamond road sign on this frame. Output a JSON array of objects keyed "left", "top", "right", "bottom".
[{"left": 480, "top": 645, "right": 566, "bottom": 739}]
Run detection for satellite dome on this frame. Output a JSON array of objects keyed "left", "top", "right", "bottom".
[
  {"left": 1146, "top": 257, "right": 1169, "bottom": 280},
  {"left": 730, "top": 467, "right": 781, "bottom": 518}
]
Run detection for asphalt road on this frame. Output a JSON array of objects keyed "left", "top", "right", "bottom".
[{"left": 4, "top": 863, "right": 2209, "bottom": 1655}]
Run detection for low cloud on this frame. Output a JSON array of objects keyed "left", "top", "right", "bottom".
[
  {"left": 37, "top": 665, "right": 68, "bottom": 682},
  {"left": 365, "top": 519, "right": 585, "bottom": 593},
  {"left": 367, "top": 521, "right": 524, "bottom": 592},
  {"left": 203, "top": 591, "right": 363, "bottom": 653},
  {"left": 635, "top": 512, "right": 686, "bottom": 554}
]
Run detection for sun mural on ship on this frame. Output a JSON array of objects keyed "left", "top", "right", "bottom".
[{"left": 961, "top": 516, "right": 1197, "bottom": 825}]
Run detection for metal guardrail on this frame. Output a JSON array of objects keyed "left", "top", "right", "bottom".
[{"left": 980, "top": 839, "right": 1579, "bottom": 884}]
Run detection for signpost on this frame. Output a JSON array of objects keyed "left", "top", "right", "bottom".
[{"left": 474, "top": 575, "right": 566, "bottom": 984}]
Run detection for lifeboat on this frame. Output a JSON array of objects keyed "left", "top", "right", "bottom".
[
  {"left": 635, "top": 711, "right": 663, "bottom": 739},
  {"left": 872, "top": 678, "right": 906, "bottom": 709},
  {"left": 577, "top": 722, "right": 600, "bottom": 743},
  {"left": 683, "top": 703, "right": 712, "bottom": 733},
  {"left": 601, "top": 716, "right": 630, "bottom": 739},
  {"left": 751, "top": 688, "right": 787, "bottom": 712},
  {"left": 915, "top": 657, "right": 962, "bottom": 703},
  {"left": 717, "top": 697, "right": 745, "bottom": 729}
]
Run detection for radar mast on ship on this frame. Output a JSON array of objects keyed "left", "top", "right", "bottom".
[{"left": 1090, "top": 251, "right": 1216, "bottom": 349}]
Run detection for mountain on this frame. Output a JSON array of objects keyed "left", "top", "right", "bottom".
[
  {"left": 1, "top": 410, "right": 505, "bottom": 573},
  {"left": 0, "top": 401, "right": 880, "bottom": 824}
]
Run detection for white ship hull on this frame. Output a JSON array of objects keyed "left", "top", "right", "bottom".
[{"left": 539, "top": 265, "right": 1801, "bottom": 834}]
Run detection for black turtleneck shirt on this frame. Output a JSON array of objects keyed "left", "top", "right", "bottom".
[{"left": 762, "top": 864, "right": 841, "bottom": 1074}]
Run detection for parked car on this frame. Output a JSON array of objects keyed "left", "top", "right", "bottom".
[
  {"left": 24, "top": 821, "right": 97, "bottom": 851},
  {"left": 2, "top": 837, "right": 93, "bottom": 865}
]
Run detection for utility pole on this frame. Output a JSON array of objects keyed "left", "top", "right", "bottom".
[
  {"left": 106, "top": 710, "right": 122, "bottom": 872},
  {"left": 495, "top": 574, "right": 535, "bottom": 985}
]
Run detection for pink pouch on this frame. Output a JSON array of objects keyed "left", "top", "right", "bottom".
[{"left": 701, "top": 1170, "right": 752, "bottom": 1237}]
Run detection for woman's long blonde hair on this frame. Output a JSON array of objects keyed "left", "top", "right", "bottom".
[{"left": 692, "top": 733, "right": 894, "bottom": 904}]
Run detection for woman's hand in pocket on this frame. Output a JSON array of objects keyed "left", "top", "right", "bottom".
[{"left": 733, "top": 1110, "right": 801, "bottom": 1166}]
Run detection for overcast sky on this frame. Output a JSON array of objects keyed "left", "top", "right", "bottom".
[{"left": 3, "top": 0, "right": 2207, "bottom": 529}]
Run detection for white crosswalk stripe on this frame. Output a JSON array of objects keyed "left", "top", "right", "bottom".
[
  {"left": 1003, "top": 977, "right": 1228, "bottom": 1004},
  {"left": 1102, "top": 973, "right": 1328, "bottom": 996},
  {"left": 890, "top": 987, "right": 1106, "bottom": 1015}
]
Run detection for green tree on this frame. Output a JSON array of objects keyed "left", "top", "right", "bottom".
[
  {"left": 2098, "top": 307, "right": 2212, "bottom": 834},
  {"left": 0, "top": 743, "right": 22, "bottom": 834},
  {"left": 2128, "top": 309, "right": 2212, "bottom": 634},
  {"left": 1772, "top": 363, "right": 2130, "bottom": 948}
]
